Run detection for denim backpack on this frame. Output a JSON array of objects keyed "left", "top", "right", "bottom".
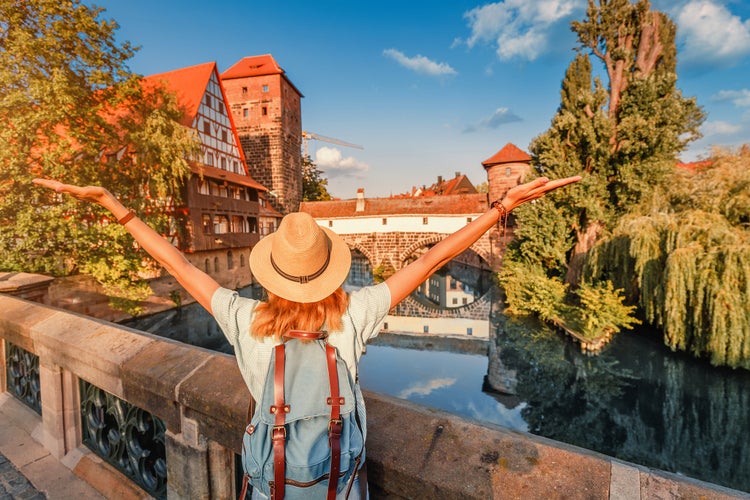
[{"left": 240, "top": 330, "right": 365, "bottom": 499}]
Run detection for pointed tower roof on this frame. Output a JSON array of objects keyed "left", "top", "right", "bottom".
[
  {"left": 482, "top": 143, "right": 531, "bottom": 168},
  {"left": 221, "top": 54, "right": 303, "bottom": 96},
  {"left": 144, "top": 62, "right": 216, "bottom": 127}
]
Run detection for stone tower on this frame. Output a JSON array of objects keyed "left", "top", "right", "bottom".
[
  {"left": 221, "top": 55, "right": 303, "bottom": 214},
  {"left": 481, "top": 143, "right": 531, "bottom": 204}
]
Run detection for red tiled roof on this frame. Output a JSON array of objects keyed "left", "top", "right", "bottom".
[
  {"left": 222, "top": 55, "right": 284, "bottom": 79},
  {"left": 221, "top": 55, "right": 304, "bottom": 97},
  {"left": 482, "top": 143, "right": 531, "bottom": 168},
  {"left": 676, "top": 160, "right": 712, "bottom": 172},
  {"left": 300, "top": 193, "right": 488, "bottom": 218},
  {"left": 144, "top": 62, "right": 215, "bottom": 127}
]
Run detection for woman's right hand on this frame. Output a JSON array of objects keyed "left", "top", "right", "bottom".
[{"left": 32, "top": 178, "right": 112, "bottom": 205}]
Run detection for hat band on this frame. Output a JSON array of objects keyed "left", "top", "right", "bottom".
[{"left": 270, "top": 249, "right": 331, "bottom": 285}]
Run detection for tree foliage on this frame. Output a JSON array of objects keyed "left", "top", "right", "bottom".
[
  {"left": 585, "top": 147, "right": 750, "bottom": 368},
  {"left": 0, "top": 0, "right": 200, "bottom": 314},
  {"left": 301, "top": 154, "right": 332, "bottom": 202},
  {"left": 499, "top": 0, "right": 704, "bottom": 344}
]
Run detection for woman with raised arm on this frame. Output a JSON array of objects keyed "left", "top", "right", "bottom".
[{"left": 33, "top": 174, "right": 580, "bottom": 498}]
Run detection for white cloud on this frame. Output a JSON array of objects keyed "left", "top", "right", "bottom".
[
  {"left": 712, "top": 88, "right": 750, "bottom": 107},
  {"left": 383, "top": 49, "right": 457, "bottom": 77},
  {"left": 398, "top": 377, "right": 456, "bottom": 399},
  {"left": 464, "top": 107, "right": 522, "bottom": 132},
  {"left": 702, "top": 120, "right": 742, "bottom": 136},
  {"left": 314, "top": 147, "right": 369, "bottom": 179},
  {"left": 677, "top": 1, "right": 750, "bottom": 66},
  {"left": 461, "top": 0, "right": 581, "bottom": 61}
]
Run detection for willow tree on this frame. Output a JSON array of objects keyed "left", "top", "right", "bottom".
[
  {"left": 0, "top": 0, "right": 200, "bottom": 313},
  {"left": 499, "top": 0, "right": 703, "bottom": 340},
  {"left": 586, "top": 148, "right": 750, "bottom": 368}
]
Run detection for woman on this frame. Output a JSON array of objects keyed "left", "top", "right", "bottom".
[{"left": 33, "top": 174, "right": 580, "bottom": 497}]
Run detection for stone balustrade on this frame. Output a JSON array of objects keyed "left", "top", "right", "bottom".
[{"left": 1, "top": 294, "right": 746, "bottom": 499}]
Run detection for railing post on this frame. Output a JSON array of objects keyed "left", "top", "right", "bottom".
[
  {"left": 39, "top": 360, "right": 66, "bottom": 458},
  {"left": 208, "top": 441, "right": 236, "bottom": 499},
  {"left": 166, "top": 417, "right": 209, "bottom": 499}
]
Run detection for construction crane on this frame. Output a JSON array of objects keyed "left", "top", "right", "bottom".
[{"left": 302, "top": 131, "right": 363, "bottom": 157}]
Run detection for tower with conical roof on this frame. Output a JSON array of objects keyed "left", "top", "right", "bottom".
[
  {"left": 222, "top": 55, "right": 303, "bottom": 214},
  {"left": 482, "top": 143, "right": 531, "bottom": 203}
]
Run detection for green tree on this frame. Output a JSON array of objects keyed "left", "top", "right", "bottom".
[
  {"left": 0, "top": 0, "right": 200, "bottom": 314},
  {"left": 585, "top": 147, "right": 750, "bottom": 368},
  {"left": 499, "top": 0, "right": 703, "bottom": 342},
  {"left": 301, "top": 154, "right": 332, "bottom": 201}
]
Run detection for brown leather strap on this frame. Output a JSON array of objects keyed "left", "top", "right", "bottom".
[
  {"left": 271, "top": 345, "right": 289, "bottom": 499},
  {"left": 283, "top": 329, "right": 328, "bottom": 341},
  {"left": 239, "top": 474, "right": 249, "bottom": 499},
  {"left": 326, "top": 344, "right": 343, "bottom": 500}
]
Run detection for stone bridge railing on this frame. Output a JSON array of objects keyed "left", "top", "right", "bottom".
[{"left": 1, "top": 294, "right": 743, "bottom": 499}]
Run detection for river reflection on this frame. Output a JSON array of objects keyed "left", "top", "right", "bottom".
[{"left": 361, "top": 316, "right": 750, "bottom": 494}]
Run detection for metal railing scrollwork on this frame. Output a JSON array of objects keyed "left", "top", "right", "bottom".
[
  {"left": 80, "top": 380, "right": 167, "bottom": 499},
  {"left": 5, "top": 343, "right": 41, "bottom": 414}
]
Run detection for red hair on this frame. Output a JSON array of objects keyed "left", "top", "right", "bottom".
[{"left": 250, "top": 287, "right": 349, "bottom": 339}]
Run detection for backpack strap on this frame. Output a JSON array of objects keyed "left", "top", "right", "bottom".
[
  {"left": 270, "top": 344, "right": 290, "bottom": 500},
  {"left": 325, "top": 344, "right": 343, "bottom": 500}
]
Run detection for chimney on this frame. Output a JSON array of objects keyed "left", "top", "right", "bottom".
[
  {"left": 356, "top": 188, "right": 365, "bottom": 212},
  {"left": 437, "top": 175, "right": 443, "bottom": 184},
  {"left": 455, "top": 171, "right": 461, "bottom": 178}
]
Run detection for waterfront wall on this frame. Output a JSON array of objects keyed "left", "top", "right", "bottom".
[{"left": 1, "top": 294, "right": 747, "bottom": 499}]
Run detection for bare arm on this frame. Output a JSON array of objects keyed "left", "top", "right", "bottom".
[
  {"left": 385, "top": 176, "right": 581, "bottom": 308},
  {"left": 33, "top": 179, "right": 220, "bottom": 314}
]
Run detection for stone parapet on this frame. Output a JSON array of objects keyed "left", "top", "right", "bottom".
[{"left": 1, "top": 294, "right": 747, "bottom": 499}]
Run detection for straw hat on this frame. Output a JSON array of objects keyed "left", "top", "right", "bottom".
[{"left": 249, "top": 212, "right": 351, "bottom": 303}]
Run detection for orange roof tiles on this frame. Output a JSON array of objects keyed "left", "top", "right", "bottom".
[
  {"left": 482, "top": 143, "right": 531, "bottom": 168},
  {"left": 144, "top": 62, "right": 216, "bottom": 127},
  {"left": 300, "top": 193, "right": 488, "bottom": 219},
  {"left": 221, "top": 55, "right": 284, "bottom": 79}
]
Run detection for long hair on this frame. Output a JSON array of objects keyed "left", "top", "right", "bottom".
[{"left": 250, "top": 287, "right": 349, "bottom": 339}]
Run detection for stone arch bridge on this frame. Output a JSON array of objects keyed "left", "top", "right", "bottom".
[{"left": 339, "top": 230, "right": 507, "bottom": 321}]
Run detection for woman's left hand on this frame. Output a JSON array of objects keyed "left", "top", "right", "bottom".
[{"left": 499, "top": 175, "right": 582, "bottom": 212}]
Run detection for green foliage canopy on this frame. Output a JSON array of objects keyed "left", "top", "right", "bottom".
[
  {"left": 498, "top": 0, "right": 704, "bottom": 344},
  {"left": 301, "top": 154, "right": 332, "bottom": 202},
  {"left": 0, "top": 0, "right": 201, "bottom": 313}
]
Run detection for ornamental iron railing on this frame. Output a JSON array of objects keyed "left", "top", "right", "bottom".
[
  {"left": 80, "top": 379, "right": 167, "bottom": 499},
  {"left": 5, "top": 343, "right": 41, "bottom": 414}
]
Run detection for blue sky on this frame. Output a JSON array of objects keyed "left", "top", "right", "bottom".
[{"left": 91, "top": 0, "right": 750, "bottom": 199}]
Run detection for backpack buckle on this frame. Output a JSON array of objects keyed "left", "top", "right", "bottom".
[
  {"left": 328, "top": 418, "right": 343, "bottom": 436},
  {"left": 272, "top": 425, "right": 287, "bottom": 441}
]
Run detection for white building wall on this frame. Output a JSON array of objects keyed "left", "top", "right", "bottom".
[{"left": 318, "top": 214, "right": 480, "bottom": 235}]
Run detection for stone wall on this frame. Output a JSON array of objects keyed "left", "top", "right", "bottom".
[{"left": 1, "top": 295, "right": 745, "bottom": 500}]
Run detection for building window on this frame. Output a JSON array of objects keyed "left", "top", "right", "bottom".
[
  {"left": 382, "top": 218, "right": 387, "bottom": 225},
  {"left": 248, "top": 217, "right": 258, "bottom": 233},
  {"left": 222, "top": 130, "right": 228, "bottom": 142},
  {"left": 203, "top": 121, "right": 210, "bottom": 135},
  {"left": 240, "top": 254, "right": 245, "bottom": 267},
  {"left": 218, "top": 102, "right": 224, "bottom": 114},
  {"left": 227, "top": 250, "right": 234, "bottom": 270},
  {"left": 205, "top": 95, "right": 212, "bottom": 108},
  {"left": 467, "top": 217, "right": 472, "bottom": 224},
  {"left": 214, "top": 257, "right": 220, "bottom": 273},
  {"left": 221, "top": 157, "right": 227, "bottom": 170},
  {"left": 452, "top": 298, "right": 458, "bottom": 305},
  {"left": 467, "top": 327, "right": 473, "bottom": 336},
  {"left": 423, "top": 217, "right": 428, "bottom": 225},
  {"left": 328, "top": 220, "right": 333, "bottom": 227},
  {"left": 243, "top": 108, "right": 249, "bottom": 118},
  {"left": 242, "top": 86, "right": 247, "bottom": 94},
  {"left": 202, "top": 214, "right": 212, "bottom": 234},
  {"left": 204, "top": 259, "right": 210, "bottom": 273},
  {"left": 463, "top": 297, "right": 468, "bottom": 305},
  {"left": 423, "top": 325, "right": 429, "bottom": 333},
  {"left": 506, "top": 167, "right": 512, "bottom": 177},
  {"left": 198, "top": 180, "right": 210, "bottom": 195},
  {"left": 214, "top": 215, "right": 229, "bottom": 234},
  {"left": 262, "top": 106, "right": 267, "bottom": 116},
  {"left": 262, "top": 84, "right": 269, "bottom": 92},
  {"left": 383, "top": 322, "right": 389, "bottom": 330}
]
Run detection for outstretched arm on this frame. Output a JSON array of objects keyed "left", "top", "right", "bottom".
[
  {"left": 384, "top": 176, "right": 581, "bottom": 308},
  {"left": 32, "top": 179, "right": 220, "bottom": 314}
]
